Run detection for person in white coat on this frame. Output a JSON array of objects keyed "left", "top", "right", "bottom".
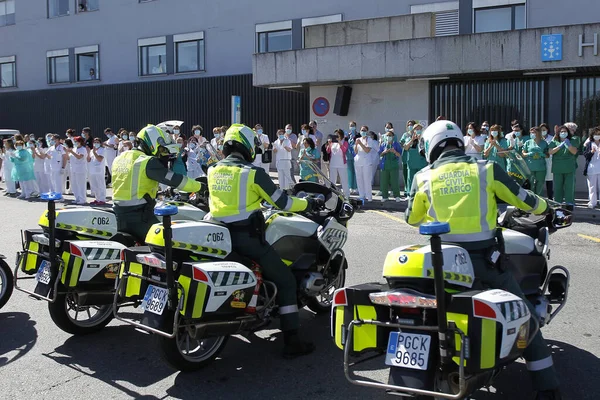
[
  {"left": 102, "top": 128, "right": 118, "bottom": 177},
  {"left": 326, "top": 129, "right": 350, "bottom": 198},
  {"left": 63, "top": 130, "right": 74, "bottom": 194},
  {"left": 46, "top": 134, "right": 68, "bottom": 194},
  {"left": 185, "top": 138, "right": 203, "bottom": 179},
  {"left": 88, "top": 137, "right": 107, "bottom": 205},
  {"left": 252, "top": 124, "right": 271, "bottom": 171},
  {"left": 354, "top": 126, "right": 376, "bottom": 202},
  {"left": 273, "top": 129, "right": 293, "bottom": 190},
  {"left": 32, "top": 138, "right": 50, "bottom": 194},
  {"left": 1, "top": 139, "right": 17, "bottom": 196},
  {"left": 67, "top": 136, "right": 88, "bottom": 205}
]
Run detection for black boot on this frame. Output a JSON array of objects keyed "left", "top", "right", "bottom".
[
  {"left": 535, "top": 388, "right": 562, "bottom": 400},
  {"left": 282, "top": 330, "right": 315, "bottom": 359}
]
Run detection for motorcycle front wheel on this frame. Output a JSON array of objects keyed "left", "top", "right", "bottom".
[
  {"left": 48, "top": 289, "right": 114, "bottom": 335},
  {"left": 306, "top": 267, "right": 346, "bottom": 314},
  {"left": 158, "top": 312, "right": 229, "bottom": 372},
  {"left": 0, "top": 259, "right": 14, "bottom": 309}
]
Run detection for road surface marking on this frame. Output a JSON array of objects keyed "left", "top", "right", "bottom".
[
  {"left": 367, "top": 210, "right": 406, "bottom": 224},
  {"left": 578, "top": 234, "right": 600, "bottom": 243}
]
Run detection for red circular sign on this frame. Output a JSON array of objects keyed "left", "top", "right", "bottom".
[{"left": 312, "top": 97, "right": 330, "bottom": 117}]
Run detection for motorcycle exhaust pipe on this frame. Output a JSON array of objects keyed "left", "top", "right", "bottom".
[
  {"left": 190, "top": 317, "right": 258, "bottom": 339},
  {"left": 75, "top": 292, "right": 115, "bottom": 306}
]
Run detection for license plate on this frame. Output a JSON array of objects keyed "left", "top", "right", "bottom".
[
  {"left": 141, "top": 285, "right": 169, "bottom": 315},
  {"left": 385, "top": 331, "right": 431, "bottom": 370},
  {"left": 35, "top": 260, "right": 52, "bottom": 285}
]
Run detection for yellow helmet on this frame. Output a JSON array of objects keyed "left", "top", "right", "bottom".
[
  {"left": 222, "top": 124, "right": 260, "bottom": 162},
  {"left": 136, "top": 124, "right": 178, "bottom": 156}
]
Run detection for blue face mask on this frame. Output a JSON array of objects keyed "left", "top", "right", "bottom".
[
  {"left": 385, "top": 128, "right": 390, "bottom": 132},
  {"left": 257, "top": 129, "right": 263, "bottom": 134},
  {"left": 559, "top": 132, "right": 568, "bottom": 139},
  {"left": 349, "top": 126, "right": 356, "bottom": 132},
  {"left": 515, "top": 131, "right": 522, "bottom": 137},
  {"left": 360, "top": 131, "right": 367, "bottom": 137},
  {"left": 491, "top": 131, "right": 498, "bottom": 138},
  {"left": 279, "top": 135, "right": 285, "bottom": 140}
]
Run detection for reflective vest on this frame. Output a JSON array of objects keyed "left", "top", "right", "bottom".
[
  {"left": 112, "top": 151, "right": 160, "bottom": 206},
  {"left": 407, "top": 153, "right": 546, "bottom": 243},
  {"left": 208, "top": 155, "right": 307, "bottom": 223}
]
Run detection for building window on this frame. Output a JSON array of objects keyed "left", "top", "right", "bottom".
[
  {"left": 256, "top": 21, "right": 292, "bottom": 53},
  {"left": 174, "top": 32, "right": 205, "bottom": 73},
  {"left": 0, "top": 0, "right": 15, "bottom": 26},
  {"left": 77, "top": 0, "right": 99, "bottom": 12},
  {"left": 138, "top": 37, "right": 167, "bottom": 76},
  {"left": 48, "top": 0, "right": 70, "bottom": 18},
  {"left": 474, "top": 4, "right": 525, "bottom": 33},
  {"left": 75, "top": 45, "right": 99, "bottom": 81},
  {"left": 0, "top": 56, "right": 16, "bottom": 88},
  {"left": 564, "top": 76, "right": 600, "bottom": 134},
  {"left": 47, "top": 50, "right": 70, "bottom": 84}
]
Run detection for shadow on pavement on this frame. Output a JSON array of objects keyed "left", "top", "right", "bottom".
[{"left": 0, "top": 312, "right": 38, "bottom": 368}]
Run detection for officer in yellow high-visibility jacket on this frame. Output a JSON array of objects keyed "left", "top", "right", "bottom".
[
  {"left": 112, "top": 124, "right": 202, "bottom": 242},
  {"left": 207, "top": 124, "right": 322, "bottom": 359},
  {"left": 405, "top": 120, "right": 560, "bottom": 400}
]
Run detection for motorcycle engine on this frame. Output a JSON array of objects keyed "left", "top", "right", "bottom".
[
  {"left": 532, "top": 295, "right": 551, "bottom": 327},
  {"left": 300, "top": 272, "right": 326, "bottom": 296}
]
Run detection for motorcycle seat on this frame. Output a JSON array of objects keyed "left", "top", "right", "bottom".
[
  {"left": 110, "top": 232, "right": 139, "bottom": 247},
  {"left": 91, "top": 207, "right": 115, "bottom": 214}
]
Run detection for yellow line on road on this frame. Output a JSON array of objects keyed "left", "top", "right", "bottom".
[
  {"left": 367, "top": 210, "right": 406, "bottom": 224},
  {"left": 578, "top": 234, "right": 600, "bottom": 243}
]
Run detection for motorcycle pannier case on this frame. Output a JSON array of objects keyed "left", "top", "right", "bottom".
[
  {"left": 19, "top": 229, "right": 47, "bottom": 275},
  {"left": 119, "top": 246, "right": 153, "bottom": 300},
  {"left": 446, "top": 289, "right": 532, "bottom": 374},
  {"left": 331, "top": 283, "right": 395, "bottom": 355},
  {"left": 177, "top": 261, "right": 256, "bottom": 320}
]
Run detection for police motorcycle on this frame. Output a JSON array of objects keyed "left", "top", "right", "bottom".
[
  {"left": 0, "top": 253, "right": 13, "bottom": 309},
  {"left": 112, "top": 160, "right": 355, "bottom": 371},
  {"left": 331, "top": 153, "right": 572, "bottom": 399}
]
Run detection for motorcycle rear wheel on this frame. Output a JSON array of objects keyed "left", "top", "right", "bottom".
[
  {"left": 0, "top": 259, "right": 14, "bottom": 309},
  {"left": 158, "top": 313, "right": 229, "bottom": 372},
  {"left": 48, "top": 290, "right": 113, "bottom": 335},
  {"left": 306, "top": 267, "right": 346, "bottom": 314}
]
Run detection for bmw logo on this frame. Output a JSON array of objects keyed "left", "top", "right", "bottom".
[
  {"left": 399, "top": 255, "right": 408, "bottom": 264},
  {"left": 155, "top": 228, "right": 161, "bottom": 234}
]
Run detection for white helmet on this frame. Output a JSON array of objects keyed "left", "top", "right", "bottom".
[{"left": 420, "top": 120, "right": 465, "bottom": 163}]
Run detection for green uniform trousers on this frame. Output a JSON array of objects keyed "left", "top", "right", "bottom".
[
  {"left": 114, "top": 204, "right": 159, "bottom": 243},
  {"left": 229, "top": 229, "right": 299, "bottom": 331},
  {"left": 380, "top": 167, "right": 401, "bottom": 199},
  {"left": 402, "top": 164, "right": 408, "bottom": 195},
  {"left": 553, "top": 172, "right": 575, "bottom": 205},
  {"left": 531, "top": 170, "right": 546, "bottom": 196},
  {"left": 406, "top": 167, "right": 422, "bottom": 196},
  {"left": 470, "top": 253, "right": 559, "bottom": 391}
]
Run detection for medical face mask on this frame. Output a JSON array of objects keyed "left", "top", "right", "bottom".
[
  {"left": 16, "top": 145, "right": 23, "bottom": 150},
  {"left": 279, "top": 135, "right": 285, "bottom": 140},
  {"left": 407, "top": 125, "right": 414, "bottom": 131},
  {"left": 94, "top": 143, "right": 101, "bottom": 149},
  {"left": 257, "top": 129, "right": 263, "bottom": 134},
  {"left": 349, "top": 126, "right": 356, "bottom": 132},
  {"left": 385, "top": 127, "right": 390, "bottom": 132},
  {"left": 129, "top": 135, "right": 135, "bottom": 141},
  {"left": 594, "top": 135, "right": 600, "bottom": 141},
  {"left": 468, "top": 129, "right": 475, "bottom": 136},
  {"left": 386, "top": 136, "right": 393, "bottom": 143},
  {"left": 194, "top": 130, "right": 201, "bottom": 136},
  {"left": 285, "top": 129, "right": 292, "bottom": 134},
  {"left": 491, "top": 131, "right": 499, "bottom": 138},
  {"left": 360, "top": 131, "right": 367, "bottom": 137},
  {"left": 173, "top": 129, "right": 180, "bottom": 135},
  {"left": 515, "top": 131, "right": 522, "bottom": 137},
  {"left": 301, "top": 130, "right": 307, "bottom": 135},
  {"left": 542, "top": 130, "right": 548, "bottom": 135},
  {"left": 559, "top": 132, "right": 568, "bottom": 139},
  {"left": 415, "top": 130, "right": 422, "bottom": 136}
]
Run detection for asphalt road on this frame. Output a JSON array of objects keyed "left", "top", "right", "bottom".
[{"left": 0, "top": 196, "right": 599, "bottom": 400}]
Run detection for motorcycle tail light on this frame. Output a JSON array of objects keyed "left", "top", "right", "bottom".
[
  {"left": 69, "top": 243, "right": 83, "bottom": 257},
  {"left": 473, "top": 299, "right": 498, "bottom": 319},
  {"left": 369, "top": 289, "right": 437, "bottom": 308},
  {"left": 332, "top": 288, "right": 347, "bottom": 306}
]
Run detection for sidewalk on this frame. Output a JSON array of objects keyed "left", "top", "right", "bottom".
[{"left": 269, "top": 171, "right": 600, "bottom": 224}]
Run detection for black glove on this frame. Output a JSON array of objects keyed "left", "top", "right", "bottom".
[{"left": 306, "top": 197, "right": 325, "bottom": 213}]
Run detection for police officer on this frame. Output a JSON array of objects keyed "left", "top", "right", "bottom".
[
  {"left": 112, "top": 124, "right": 202, "bottom": 242},
  {"left": 405, "top": 120, "right": 561, "bottom": 400},
  {"left": 207, "top": 124, "right": 322, "bottom": 359}
]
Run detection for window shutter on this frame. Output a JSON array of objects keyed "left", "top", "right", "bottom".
[{"left": 435, "top": 10, "right": 459, "bottom": 36}]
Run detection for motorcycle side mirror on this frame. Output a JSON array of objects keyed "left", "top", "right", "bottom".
[
  {"left": 553, "top": 208, "right": 573, "bottom": 229},
  {"left": 201, "top": 164, "right": 208, "bottom": 174}
]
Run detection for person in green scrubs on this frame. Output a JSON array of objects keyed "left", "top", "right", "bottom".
[
  {"left": 484, "top": 124, "right": 509, "bottom": 170},
  {"left": 378, "top": 130, "right": 403, "bottom": 201},
  {"left": 403, "top": 123, "right": 428, "bottom": 193},
  {"left": 399, "top": 120, "right": 416, "bottom": 196},
  {"left": 522, "top": 126, "right": 548, "bottom": 195},
  {"left": 507, "top": 123, "right": 530, "bottom": 175},
  {"left": 548, "top": 125, "right": 580, "bottom": 209}
]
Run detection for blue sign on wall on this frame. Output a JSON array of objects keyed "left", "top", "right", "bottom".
[{"left": 541, "top": 34, "right": 563, "bottom": 62}]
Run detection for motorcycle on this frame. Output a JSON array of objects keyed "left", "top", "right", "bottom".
[
  {"left": 331, "top": 154, "right": 573, "bottom": 399},
  {"left": 0, "top": 254, "right": 13, "bottom": 309},
  {"left": 112, "top": 160, "right": 355, "bottom": 371},
  {"left": 12, "top": 186, "right": 210, "bottom": 335}
]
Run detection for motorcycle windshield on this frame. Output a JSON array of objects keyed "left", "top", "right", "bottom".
[
  {"left": 297, "top": 160, "right": 345, "bottom": 198},
  {"left": 503, "top": 151, "right": 535, "bottom": 190}
]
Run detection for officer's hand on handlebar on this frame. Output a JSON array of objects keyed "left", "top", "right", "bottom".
[{"left": 306, "top": 197, "right": 325, "bottom": 213}]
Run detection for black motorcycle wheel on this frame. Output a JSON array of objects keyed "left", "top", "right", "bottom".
[
  {"left": 0, "top": 259, "right": 14, "bottom": 309},
  {"left": 48, "top": 289, "right": 113, "bottom": 335},
  {"left": 158, "top": 311, "right": 229, "bottom": 372},
  {"left": 306, "top": 267, "right": 346, "bottom": 314}
]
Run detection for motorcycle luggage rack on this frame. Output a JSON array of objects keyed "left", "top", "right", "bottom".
[
  {"left": 343, "top": 319, "right": 468, "bottom": 400},
  {"left": 112, "top": 271, "right": 185, "bottom": 339},
  {"left": 541, "top": 265, "right": 570, "bottom": 325},
  {"left": 13, "top": 251, "right": 64, "bottom": 303}
]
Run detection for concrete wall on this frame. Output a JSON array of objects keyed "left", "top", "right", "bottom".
[
  {"left": 304, "top": 13, "right": 435, "bottom": 48},
  {"left": 0, "top": 0, "right": 450, "bottom": 92},
  {"left": 254, "top": 23, "right": 600, "bottom": 87},
  {"left": 308, "top": 81, "right": 429, "bottom": 136}
]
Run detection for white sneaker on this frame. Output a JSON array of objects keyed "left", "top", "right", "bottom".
[
  {"left": 588, "top": 204, "right": 594, "bottom": 209},
  {"left": 376, "top": 191, "right": 383, "bottom": 196},
  {"left": 396, "top": 197, "right": 402, "bottom": 202}
]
